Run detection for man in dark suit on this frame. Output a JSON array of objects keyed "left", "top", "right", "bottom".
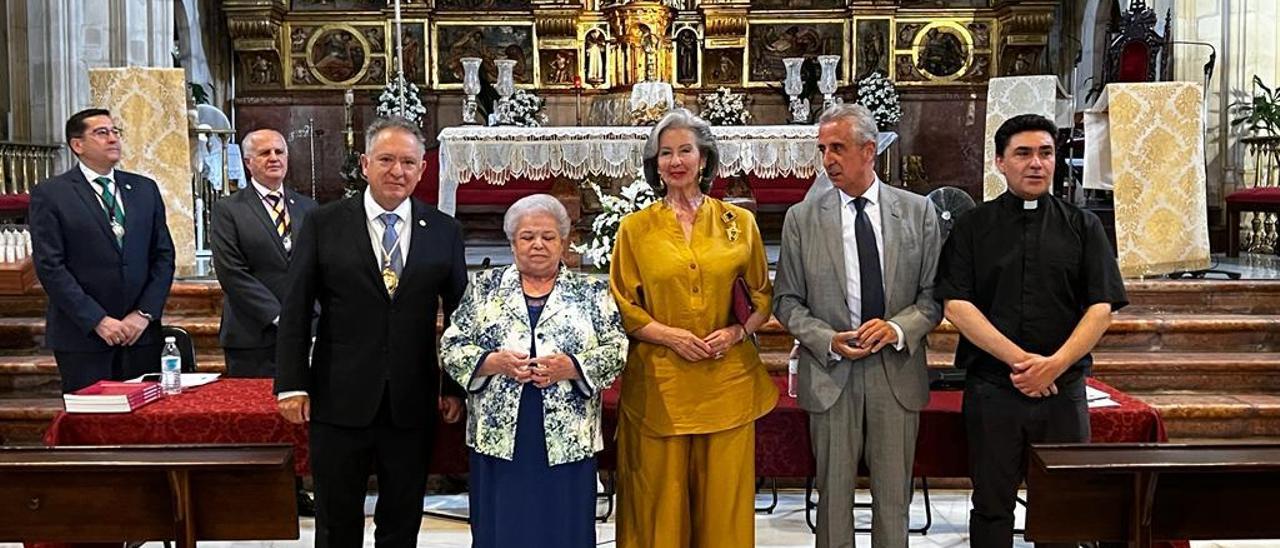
[
  {"left": 211, "top": 128, "right": 317, "bottom": 378},
  {"left": 276, "top": 117, "right": 466, "bottom": 547},
  {"left": 30, "top": 108, "right": 175, "bottom": 393}
]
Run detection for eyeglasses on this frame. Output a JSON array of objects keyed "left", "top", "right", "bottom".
[{"left": 85, "top": 127, "right": 124, "bottom": 139}]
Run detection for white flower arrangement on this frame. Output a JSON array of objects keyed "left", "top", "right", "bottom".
[
  {"left": 494, "top": 89, "right": 548, "bottom": 127},
  {"left": 698, "top": 87, "right": 753, "bottom": 126},
  {"left": 375, "top": 74, "right": 429, "bottom": 127},
  {"left": 571, "top": 173, "right": 657, "bottom": 269},
  {"left": 855, "top": 71, "right": 902, "bottom": 130}
]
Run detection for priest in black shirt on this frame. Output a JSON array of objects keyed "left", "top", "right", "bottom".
[{"left": 935, "top": 114, "right": 1128, "bottom": 548}]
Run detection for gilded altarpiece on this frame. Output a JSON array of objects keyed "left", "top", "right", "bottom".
[{"left": 222, "top": 0, "right": 1058, "bottom": 201}]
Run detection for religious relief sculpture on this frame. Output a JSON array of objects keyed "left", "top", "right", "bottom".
[
  {"left": 676, "top": 30, "right": 698, "bottom": 85},
  {"left": 917, "top": 27, "right": 966, "bottom": 77},
  {"left": 291, "top": 27, "right": 311, "bottom": 53},
  {"left": 584, "top": 30, "right": 608, "bottom": 85},
  {"left": 641, "top": 29, "right": 659, "bottom": 82},
  {"left": 249, "top": 55, "right": 277, "bottom": 85}
]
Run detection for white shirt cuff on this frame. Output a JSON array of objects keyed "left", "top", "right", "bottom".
[
  {"left": 887, "top": 321, "right": 906, "bottom": 351},
  {"left": 277, "top": 390, "right": 308, "bottom": 401}
]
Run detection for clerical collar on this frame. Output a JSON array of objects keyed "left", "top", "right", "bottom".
[{"left": 998, "top": 191, "right": 1048, "bottom": 212}]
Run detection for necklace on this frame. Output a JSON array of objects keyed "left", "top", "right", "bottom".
[{"left": 376, "top": 217, "right": 405, "bottom": 294}]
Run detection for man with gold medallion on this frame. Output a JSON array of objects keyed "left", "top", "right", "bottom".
[{"left": 275, "top": 117, "right": 467, "bottom": 547}]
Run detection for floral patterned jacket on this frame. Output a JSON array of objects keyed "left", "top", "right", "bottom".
[{"left": 440, "top": 265, "right": 628, "bottom": 465}]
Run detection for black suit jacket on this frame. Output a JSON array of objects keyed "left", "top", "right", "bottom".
[
  {"left": 30, "top": 167, "right": 175, "bottom": 352},
  {"left": 276, "top": 195, "right": 468, "bottom": 428},
  {"left": 210, "top": 185, "right": 317, "bottom": 349}
]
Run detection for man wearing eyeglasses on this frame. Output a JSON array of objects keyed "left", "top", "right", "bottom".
[{"left": 29, "top": 108, "right": 176, "bottom": 393}]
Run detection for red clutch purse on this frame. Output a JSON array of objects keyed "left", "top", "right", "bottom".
[{"left": 732, "top": 276, "right": 755, "bottom": 325}]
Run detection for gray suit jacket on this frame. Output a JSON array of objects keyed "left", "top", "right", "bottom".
[
  {"left": 210, "top": 185, "right": 317, "bottom": 349},
  {"left": 773, "top": 183, "right": 943, "bottom": 413}
]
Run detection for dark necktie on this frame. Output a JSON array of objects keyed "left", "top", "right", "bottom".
[
  {"left": 853, "top": 197, "right": 885, "bottom": 321},
  {"left": 93, "top": 177, "right": 125, "bottom": 245}
]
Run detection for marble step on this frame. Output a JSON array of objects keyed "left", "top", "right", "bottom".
[
  {"left": 3, "top": 279, "right": 1279, "bottom": 320},
  {"left": 0, "top": 315, "right": 222, "bottom": 353},
  {"left": 0, "top": 397, "right": 62, "bottom": 445},
  {"left": 923, "top": 314, "right": 1280, "bottom": 354},
  {"left": 0, "top": 353, "right": 227, "bottom": 398},
  {"left": 1135, "top": 392, "right": 1280, "bottom": 439},
  {"left": 758, "top": 350, "right": 1280, "bottom": 393},
  {"left": 0, "top": 280, "right": 223, "bottom": 317},
  {"left": 1122, "top": 280, "right": 1280, "bottom": 314}
]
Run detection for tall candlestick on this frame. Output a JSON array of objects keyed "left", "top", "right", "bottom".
[{"left": 394, "top": 0, "right": 405, "bottom": 116}]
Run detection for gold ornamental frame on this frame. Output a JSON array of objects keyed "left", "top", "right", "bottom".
[
  {"left": 430, "top": 20, "right": 539, "bottom": 91},
  {"left": 282, "top": 19, "right": 414, "bottom": 90},
  {"left": 892, "top": 15, "right": 997, "bottom": 87},
  {"left": 742, "top": 18, "right": 850, "bottom": 89},
  {"left": 851, "top": 16, "right": 894, "bottom": 81},
  {"left": 304, "top": 23, "right": 374, "bottom": 86}
]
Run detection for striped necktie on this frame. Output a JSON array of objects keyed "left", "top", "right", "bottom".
[
  {"left": 93, "top": 177, "right": 125, "bottom": 245},
  {"left": 264, "top": 192, "right": 290, "bottom": 240}
]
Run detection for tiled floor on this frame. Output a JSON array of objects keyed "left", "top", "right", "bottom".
[{"left": 3, "top": 490, "right": 1268, "bottom": 547}]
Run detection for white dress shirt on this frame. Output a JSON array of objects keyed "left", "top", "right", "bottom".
[
  {"left": 79, "top": 163, "right": 126, "bottom": 217},
  {"left": 278, "top": 191, "right": 416, "bottom": 402},
  {"left": 250, "top": 179, "right": 287, "bottom": 219},
  {"left": 363, "top": 188, "right": 413, "bottom": 271},
  {"left": 832, "top": 179, "right": 904, "bottom": 356}
]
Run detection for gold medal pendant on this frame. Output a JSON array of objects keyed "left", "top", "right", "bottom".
[{"left": 382, "top": 267, "right": 399, "bottom": 294}]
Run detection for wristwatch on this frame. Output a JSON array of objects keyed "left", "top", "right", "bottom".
[{"left": 135, "top": 310, "right": 154, "bottom": 322}]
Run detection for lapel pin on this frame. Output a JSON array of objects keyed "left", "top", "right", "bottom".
[
  {"left": 289, "top": 198, "right": 295, "bottom": 205},
  {"left": 124, "top": 184, "right": 132, "bottom": 191},
  {"left": 418, "top": 220, "right": 426, "bottom": 227}
]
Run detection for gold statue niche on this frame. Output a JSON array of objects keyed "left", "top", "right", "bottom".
[{"left": 604, "top": 1, "right": 673, "bottom": 86}]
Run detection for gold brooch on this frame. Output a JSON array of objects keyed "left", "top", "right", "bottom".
[{"left": 722, "top": 210, "right": 740, "bottom": 241}]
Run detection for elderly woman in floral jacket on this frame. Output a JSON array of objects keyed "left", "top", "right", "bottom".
[{"left": 441, "top": 194, "right": 627, "bottom": 548}]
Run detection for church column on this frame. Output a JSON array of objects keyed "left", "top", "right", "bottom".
[{"left": 22, "top": 0, "right": 175, "bottom": 152}]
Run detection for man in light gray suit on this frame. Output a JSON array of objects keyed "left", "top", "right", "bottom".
[{"left": 773, "top": 104, "right": 942, "bottom": 548}]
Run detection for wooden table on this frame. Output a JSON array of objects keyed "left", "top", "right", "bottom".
[
  {"left": 1027, "top": 443, "right": 1280, "bottom": 547},
  {"left": 0, "top": 445, "right": 299, "bottom": 547}
]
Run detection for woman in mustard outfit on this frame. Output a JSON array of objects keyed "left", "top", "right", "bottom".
[{"left": 609, "top": 108, "right": 777, "bottom": 548}]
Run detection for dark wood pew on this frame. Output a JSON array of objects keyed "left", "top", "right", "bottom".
[
  {"left": 0, "top": 444, "right": 298, "bottom": 547},
  {"left": 1026, "top": 443, "right": 1280, "bottom": 547}
]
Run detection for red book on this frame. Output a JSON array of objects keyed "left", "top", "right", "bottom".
[{"left": 63, "top": 381, "right": 162, "bottom": 413}]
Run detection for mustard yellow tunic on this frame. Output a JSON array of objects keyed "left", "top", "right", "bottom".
[
  {"left": 609, "top": 198, "right": 778, "bottom": 435},
  {"left": 609, "top": 198, "right": 777, "bottom": 548}
]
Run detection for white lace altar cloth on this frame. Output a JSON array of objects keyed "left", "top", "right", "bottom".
[{"left": 436, "top": 125, "right": 826, "bottom": 215}]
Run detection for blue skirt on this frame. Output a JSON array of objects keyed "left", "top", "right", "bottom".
[{"left": 468, "top": 383, "right": 597, "bottom": 548}]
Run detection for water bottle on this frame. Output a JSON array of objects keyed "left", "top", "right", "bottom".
[
  {"left": 787, "top": 340, "right": 800, "bottom": 399},
  {"left": 161, "top": 336, "right": 182, "bottom": 396}
]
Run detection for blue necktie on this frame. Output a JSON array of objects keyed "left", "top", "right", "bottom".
[
  {"left": 853, "top": 197, "right": 885, "bottom": 321},
  {"left": 380, "top": 212, "right": 403, "bottom": 276}
]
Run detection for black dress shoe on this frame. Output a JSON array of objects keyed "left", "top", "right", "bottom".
[{"left": 296, "top": 488, "right": 316, "bottom": 517}]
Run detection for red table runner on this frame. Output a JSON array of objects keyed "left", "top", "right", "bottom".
[{"left": 45, "top": 376, "right": 1166, "bottom": 479}]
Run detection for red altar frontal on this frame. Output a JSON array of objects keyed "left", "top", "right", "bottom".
[{"left": 44, "top": 376, "right": 1165, "bottom": 479}]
